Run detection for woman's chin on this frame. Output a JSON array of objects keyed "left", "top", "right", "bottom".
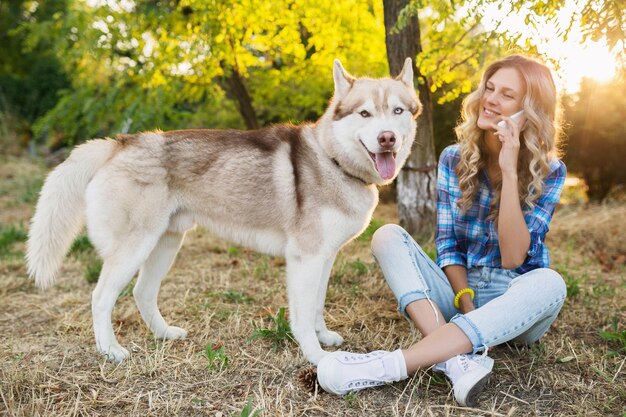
[{"left": 476, "top": 118, "right": 493, "bottom": 131}]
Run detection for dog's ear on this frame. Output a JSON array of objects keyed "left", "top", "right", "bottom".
[
  {"left": 396, "top": 58, "right": 414, "bottom": 88},
  {"left": 333, "top": 59, "right": 355, "bottom": 99}
]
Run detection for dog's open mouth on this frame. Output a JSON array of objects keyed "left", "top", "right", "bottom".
[{"left": 360, "top": 141, "right": 397, "bottom": 180}]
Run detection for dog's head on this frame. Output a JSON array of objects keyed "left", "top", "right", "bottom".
[{"left": 319, "top": 58, "right": 422, "bottom": 185}]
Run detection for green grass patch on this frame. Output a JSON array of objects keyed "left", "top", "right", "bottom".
[
  {"left": 227, "top": 246, "right": 241, "bottom": 256},
  {"left": 0, "top": 223, "right": 27, "bottom": 258},
  {"left": 599, "top": 317, "right": 626, "bottom": 357},
  {"left": 349, "top": 258, "right": 368, "bottom": 275},
  {"left": 238, "top": 397, "right": 262, "bottom": 417},
  {"left": 343, "top": 391, "right": 359, "bottom": 407},
  {"left": 69, "top": 235, "right": 102, "bottom": 283},
  {"left": 83, "top": 257, "right": 102, "bottom": 284},
  {"left": 222, "top": 290, "right": 254, "bottom": 304},
  {"left": 204, "top": 342, "right": 229, "bottom": 372},
  {"left": 332, "top": 256, "right": 374, "bottom": 283},
  {"left": 20, "top": 177, "right": 44, "bottom": 205},
  {"left": 357, "top": 218, "right": 385, "bottom": 242},
  {"left": 69, "top": 234, "right": 94, "bottom": 255},
  {"left": 553, "top": 264, "right": 584, "bottom": 299},
  {"left": 253, "top": 256, "right": 270, "bottom": 279},
  {"left": 423, "top": 245, "right": 437, "bottom": 262},
  {"left": 248, "top": 307, "right": 294, "bottom": 351}
]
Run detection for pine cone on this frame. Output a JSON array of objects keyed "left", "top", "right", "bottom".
[{"left": 297, "top": 367, "right": 319, "bottom": 394}]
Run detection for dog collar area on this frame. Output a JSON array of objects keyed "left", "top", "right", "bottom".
[{"left": 331, "top": 158, "right": 371, "bottom": 185}]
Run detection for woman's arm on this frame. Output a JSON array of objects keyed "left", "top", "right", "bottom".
[
  {"left": 498, "top": 172, "right": 531, "bottom": 268},
  {"left": 443, "top": 264, "right": 474, "bottom": 313},
  {"left": 436, "top": 147, "right": 474, "bottom": 310},
  {"left": 495, "top": 117, "right": 531, "bottom": 269}
]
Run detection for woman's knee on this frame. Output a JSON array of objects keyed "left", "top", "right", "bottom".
[
  {"left": 514, "top": 268, "right": 566, "bottom": 301},
  {"left": 538, "top": 268, "right": 567, "bottom": 300},
  {"left": 371, "top": 224, "right": 410, "bottom": 257}
]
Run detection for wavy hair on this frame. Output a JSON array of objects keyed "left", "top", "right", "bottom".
[{"left": 454, "top": 54, "right": 563, "bottom": 220}]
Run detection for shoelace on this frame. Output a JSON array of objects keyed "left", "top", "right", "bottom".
[
  {"left": 473, "top": 346, "right": 490, "bottom": 365},
  {"left": 458, "top": 354, "right": 471, "bottom": 372},
  {"left": 458, "top": 345, "right": 491, "bottom": 371}
]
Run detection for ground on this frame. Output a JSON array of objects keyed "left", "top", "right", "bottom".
[{"left": 0, "top": 155, "right": 624, "bottom": 416}]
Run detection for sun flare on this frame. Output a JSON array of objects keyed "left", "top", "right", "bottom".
[
  {"left": 481, "top": 1, "right": 621, "bottom": 94},
  {"left": 553, "top": 39, "right": 619, "bottom": 93}
]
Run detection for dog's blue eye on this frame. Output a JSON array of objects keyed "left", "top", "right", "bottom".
[
  {"left": 359, "top": 110, "right": 371, "bottom": 118},
  {"left": 394, "top": 107, "right": 403, "bottom": 115}
]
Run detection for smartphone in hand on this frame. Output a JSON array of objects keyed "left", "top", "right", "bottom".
[{"left": 497, "top": 110, "right": 524, "bottom": 129}]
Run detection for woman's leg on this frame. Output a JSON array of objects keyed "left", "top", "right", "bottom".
[
  {"left": 399, "top": 267, "right": 566, "bottom": 369},
  {"left": 402, "top": 323, "right": 472, "bottom": 372},
  {"left": 370, "top": 224, "right": 458, "bottom": 333},
  {"left": 450, "top": 268, "right": 567, "bottom": 352}
]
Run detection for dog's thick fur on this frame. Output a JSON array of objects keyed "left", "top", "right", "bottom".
[{"left": 26, "top": 59, "right": 421, "bottom": 364}]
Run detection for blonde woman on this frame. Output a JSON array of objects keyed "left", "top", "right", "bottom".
[{"left": 317, "top": 55, "right": 567, "bottom": 407}]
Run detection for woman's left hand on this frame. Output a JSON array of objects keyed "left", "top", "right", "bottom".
[{"left": 494, "top": 116, "right": 524, "bottom": 177}]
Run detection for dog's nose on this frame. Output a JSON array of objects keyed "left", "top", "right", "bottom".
[{"left": 377, "top": 131, "right": 396, "bottom": 149}]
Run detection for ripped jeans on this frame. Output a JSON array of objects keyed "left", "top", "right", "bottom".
[{"left": 371, "top": 224, "right": 567, "bottom": 353}]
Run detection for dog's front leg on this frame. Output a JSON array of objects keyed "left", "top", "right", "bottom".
[
  {"left": 314, "top": 253, "right": 344, "bottom": 347},
  {"left": 285, "top": 253, "right": 328, "bottom": 365}
]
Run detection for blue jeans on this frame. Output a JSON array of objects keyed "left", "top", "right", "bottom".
[{"left": 371, "top": 224, "right": 566, "bottom": 353}]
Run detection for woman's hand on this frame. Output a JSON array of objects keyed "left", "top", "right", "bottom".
[
  {"left": 493, "top": 115, "right": 525, "bottom": 177},
  {"left": 458, "top": 294, "right": 475, "bottom": 314}
]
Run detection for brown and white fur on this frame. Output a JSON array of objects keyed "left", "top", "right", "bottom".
[{"left": 26, "top": 58, "right": 422, "bottom": 365}]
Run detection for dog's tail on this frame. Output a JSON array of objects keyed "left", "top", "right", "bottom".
[{"left": 26, "top": 139, "right": 118, "bottom": 289}]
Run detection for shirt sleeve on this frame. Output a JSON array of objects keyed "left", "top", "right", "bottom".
[
  {"left": 525, "top": 160, "right": 567, "bottom": 258},
  {"left": 436, "top": 147, "right": 466, "bottom": 268}
]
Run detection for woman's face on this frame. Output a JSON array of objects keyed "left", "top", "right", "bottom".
[{"left": 477, "top": 67, "right": 525, "bottom": 131}]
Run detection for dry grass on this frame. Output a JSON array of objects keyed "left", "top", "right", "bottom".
[{"left": 0, "top": 155, "right": 624, "bottom": 416}]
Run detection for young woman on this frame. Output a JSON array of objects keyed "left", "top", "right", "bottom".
[{"left": 317, "top": 55, "right": 567, "bottom": 407}]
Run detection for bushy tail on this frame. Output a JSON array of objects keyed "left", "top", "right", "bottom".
[{"left": 26, "top": 139, "right": 117, "bottom": 289}]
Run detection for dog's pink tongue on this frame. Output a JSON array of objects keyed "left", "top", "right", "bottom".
[{"left": 375, "top": 152, "right": 396, "bottom": 180}]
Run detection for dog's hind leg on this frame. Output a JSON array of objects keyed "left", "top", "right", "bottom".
[
  {"left": 133, "top": 231, "right": 187, "bottom": 340},
  {"left": 91, "top": 233, "right": 162, "bottom": 362},
  {"left": 314, "top": 253, "right": 344, "bottom": 347},
  {"left": 286, "top": 253, "right": 328, "bottom": 365}
]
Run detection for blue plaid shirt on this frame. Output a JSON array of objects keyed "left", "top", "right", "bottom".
[{"left": 435, "top": 144, "right": 566, "bottom": 274}]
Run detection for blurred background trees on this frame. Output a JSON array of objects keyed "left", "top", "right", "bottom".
[
  {"left": 1, "top": 0, "right": 389, "bottom": 148},
  {"left": 563, "top": 73, "right": 626, "bottom": 201},
  {"left": 0, "top": 0, "right": 70, "bottom": 148}
]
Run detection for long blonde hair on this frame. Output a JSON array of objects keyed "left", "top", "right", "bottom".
[{"left": 454, "top": 55, "right": 563, "bottom": 220}]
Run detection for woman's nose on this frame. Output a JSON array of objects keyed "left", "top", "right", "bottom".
[{"left": 484, "top": 91, "right": 498, "bottom": 106}]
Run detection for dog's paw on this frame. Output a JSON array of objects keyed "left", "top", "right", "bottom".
[
  {"left": 317, "top": 330, "right": 344, "bottom": 347},
  {"left": 99, "top": 343, "right": 129, "bottom": 362},
  {"left": 158, "top": 326, "right": 188, "bottom": 340}
]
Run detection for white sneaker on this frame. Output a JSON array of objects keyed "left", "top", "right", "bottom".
[
  {"left": 434, "top": 354, "right": 494, "bottom": 407},
  {"left": 317, "top": 349, "right": 408, "bottom": 395}
]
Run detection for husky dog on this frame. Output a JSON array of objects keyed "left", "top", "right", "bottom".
[{"left": 26, "top": 58, "right": 421, "bottom": 365}]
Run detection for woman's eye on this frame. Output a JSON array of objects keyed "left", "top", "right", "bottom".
[
  {"left": 485, "top": 86, "right": 494, "bottom": 91},
  {"left": 359, "top": 110, "right": 371, "bottom": 118},
  {"left": 504, "top": 94, "right": 514, "bottom": 99},
  {"left": 394, "top": 107, "right": 404, "bottom": 115}
]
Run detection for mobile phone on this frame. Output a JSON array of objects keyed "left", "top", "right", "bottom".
[{"left": 497, "top": 110, "right": 524, "bottom": 129}]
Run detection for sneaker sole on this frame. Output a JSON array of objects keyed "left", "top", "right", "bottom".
[
  {"left": 462, "top": 373, "right": 490, "bottom": 407},
  {"left": 454, "top": 367, "right": 491, "bottom": 407}
]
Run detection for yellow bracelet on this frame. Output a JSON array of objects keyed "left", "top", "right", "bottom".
[{"left": 454, "top": 288, "right": 475, "bottom": 309}]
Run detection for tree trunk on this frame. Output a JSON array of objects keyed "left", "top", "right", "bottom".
[
  {"left": 221, "top": 63, "right": 260, "bottom": 130},
  {"left": 383, "top": 0, "right": 437, "bottom": 239}
]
